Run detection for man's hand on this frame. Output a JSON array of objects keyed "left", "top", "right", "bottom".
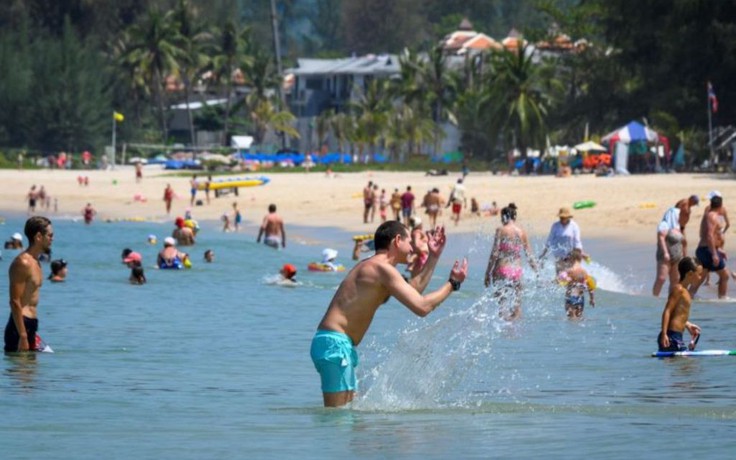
[
  {"left": 427, "top": 225, "right": 447, "bottom": 257},
  {"left": 450, "top": 258, "right": 469, "bottom": 283},
  {"left": 660, "top": 333, "right": 670, "bottom": 350},
  {"left": 17, "top": 335, "right": 29, "bottom": 352}
]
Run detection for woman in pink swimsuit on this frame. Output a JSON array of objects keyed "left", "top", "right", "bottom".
[{"left": 484, "top": 203, "right": 537, "bottom": 320}]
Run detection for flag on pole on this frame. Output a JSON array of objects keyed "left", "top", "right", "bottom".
[
  {"left": 113, "top": 111, "right": 125, "bottom": 122},
  {"left": 708, "top": 82, "right": 718, "bottom": 113}
]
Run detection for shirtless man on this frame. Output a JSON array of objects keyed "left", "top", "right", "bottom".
[
  {"left": 310, "top": 221, "right": 468, "bottom": 407},
  {"left": 5, "top": 216, "right": 53, "bottom": 352},
  {"left": 362, "top": 181, "right": 373, "bottom": 224},
  {"left": 27, "top": 185, "right": 38, "bottom": 214},
  {"left": 257, "top": 204, "right": 286, "bottom": 249},
  {"left": 658, "top": 256, "right": 702, "bottom": 352},
  {"left": 425, "top": 188, "right": 443, "bottom": 228},
  {"left": 694, "top": 195, "right": 729, "bottom": 298},
  {"left": 675, "top": 194, "right": 700, "bottom": 255},
  {"left": 172, "top": 216, "right": 195, "bottom": 246}
]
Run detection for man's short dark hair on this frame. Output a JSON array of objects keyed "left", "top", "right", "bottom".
[
  {"left": 268, "top": 204, "right": 277, "bottom": 213},
  {"left": 373, "top": 221, "right": 408, "bottom": 251},
  {"left": 24, "top": 216, "right": 51, "bottom": 242},
  {"left": 711, "top": 196, "right": 723, "bottom": 209},
  {"left": 678, "top": 256, "right": 701, "bottom": 281}
]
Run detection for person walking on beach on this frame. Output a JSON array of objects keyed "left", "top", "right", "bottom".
[
  {"left": 311, "top": 221, "right": 468, "bottom": 407},
  {"left": 390, "top": 188, "right": 402, "bottom": 221},
  {"left": 448, "top": 178, "right": 467, "bottom": 226},
  {"left": 539, "top": 207, "right": 583, "bottom": 274},
  {"left": 378, "top": 189, "right": 388, "bottom": 222},
  {"left": 82, "top": 203, "right": 96, "bottom": 225},
  {"left": 189, "top": 175, "right": 198, "bottom": 206},
  {"left": 205, "top": 175, "right": 212, "bottom": 205},
  {"left": 27, "top": 185, "right": 38, "bottom": 214},
  {"left": 362, "top": 181, "right": 373, "bottom": 223},
  {"left": 658, "top": 257, "right": 702, "bottom": 352},
  {"left": 370, "top": 184, "right": 379, "bottom": 223},
  {"left": 135, "top": 162, "right": 143, "bottom": 183},
  {"left": 163, "top": 184, "right": 174, "bottom": 215},
  {"left": 425, "top": 188, "right": 443, "bottom": 229},
  {"left": 484, "top": 203, "right": 537, "bottom": 320},
  {"left": 694, "top": 195, "right": 730, "bottom": 298},
  {"left": 6, "top": 216, "right": 53, "bottom": 352},
  {"left": 652, "top": 205, "right": 685, "bottom": 297},
  {"left": 257, "top": 204, "right": 286, "bottom": 249},
  {"left": 400, "top": 186, "right": 415, "bottom": 227}
]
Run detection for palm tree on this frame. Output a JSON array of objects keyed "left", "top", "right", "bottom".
[
  {"left": 211, "top": 20, "right": 253, "bottom": 145},
  {"left": 123, "top": 6, "right": 183, "bottom": 141},
  {"left": 249, "top": 99, "right": 299, "bottom": 145},
  {"left": 485, "top": 44, "right": 556, "bottom": 173},
  {"left": 417, "top": 45, "right": 458, "bottom": 157},
  {"left": 173, "top": 0, "right": 212, "bottom": 147},
  {"left": 350, "top": 79, "right": 391, "bottom": 161}
]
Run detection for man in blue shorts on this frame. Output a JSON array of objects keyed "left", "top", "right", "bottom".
[
  {"left": 311, "top": 221, "right": 468, "bottom": 407},
  {"left": 694, "top": 195, "right": 729, "bottom": 298}
]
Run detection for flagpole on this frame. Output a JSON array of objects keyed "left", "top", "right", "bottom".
[
  {"left": 111, "top": 111, "right": 116, "bottom": 170},
  {"left": 708, "top": 83, "right": 715, "bottom": 167}
]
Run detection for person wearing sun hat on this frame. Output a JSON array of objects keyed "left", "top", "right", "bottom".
[
  {"left": 4, "top": 232, "right": 23, "bottom": 250},
  {"left": 539, "top": 206, "right": 583, "bottom": 273}
]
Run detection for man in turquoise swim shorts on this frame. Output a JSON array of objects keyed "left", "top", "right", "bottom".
[{"left": 311, "top": 220, "right": 468, "bottom": 407}]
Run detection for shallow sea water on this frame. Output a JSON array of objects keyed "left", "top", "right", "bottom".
[{"left": 1, "top": 214, "right": 735, "bottom": 459}]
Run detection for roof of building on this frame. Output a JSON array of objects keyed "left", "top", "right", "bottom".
[{"left": 289, "top": 54, "right": 400, "bottom": 76}]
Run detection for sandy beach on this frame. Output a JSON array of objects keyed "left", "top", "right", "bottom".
[{"left": 1, "top": 167, "right": 734, "bottom": 245}]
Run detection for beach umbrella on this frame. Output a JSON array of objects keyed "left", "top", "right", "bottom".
[{"left": 573, "top": 141, "right": 607, "bottom": 153}]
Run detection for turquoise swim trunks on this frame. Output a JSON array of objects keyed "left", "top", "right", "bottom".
[{"left": 310, "top": 329, "right": 359, "bottom": 393}]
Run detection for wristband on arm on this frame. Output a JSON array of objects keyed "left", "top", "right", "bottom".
[{"left": 448, "top": 278, "right": 461, "bottom": 291}]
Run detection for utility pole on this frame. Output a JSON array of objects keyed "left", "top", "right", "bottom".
[{"left": 270, "top": 0, "right": 288, "bottom": 150}]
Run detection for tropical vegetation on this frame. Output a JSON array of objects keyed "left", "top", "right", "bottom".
[{"left": 0, "top": 0, "right": 734, "bottom": 171}]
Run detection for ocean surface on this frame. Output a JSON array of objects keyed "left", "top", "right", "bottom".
[{"left": 1, "top": 213, "right": 735, "bottom": 459}]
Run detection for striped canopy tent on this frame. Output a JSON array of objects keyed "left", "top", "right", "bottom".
[
  {"left": 602, "top": 121, "right": 659, "bottom": 144},
  {"left": 602, "top": 121, "right": 670, "bottom": 174}
]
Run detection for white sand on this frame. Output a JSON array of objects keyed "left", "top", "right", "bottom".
[{"left": 2, "top": 167, "right": 734, "bottom": 246}]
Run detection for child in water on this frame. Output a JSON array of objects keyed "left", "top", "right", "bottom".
[
  {"left": 658, "top": 256, "right": 702, "bottom": 352},
  {"left": 130, "top": 266, "right": 146, "bottom": 285},
  {"left": 558, "top": 249, "right": 595, "bottom": 318}
]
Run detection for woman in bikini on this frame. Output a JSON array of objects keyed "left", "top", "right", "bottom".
[{"left": 485, "top": 203, "right": 538, "bottom": 320}]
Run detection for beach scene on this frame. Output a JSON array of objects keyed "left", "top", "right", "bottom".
[
  {"left": 3, "top": 1, "right": 736, "bottom": 458},
  {"left": 2, "top": 169, "right": 736, "bottom": 458}
]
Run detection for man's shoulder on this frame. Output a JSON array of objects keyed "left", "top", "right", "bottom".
[{"left": 10, "top": 252, "right": 35, "bottom": 274}]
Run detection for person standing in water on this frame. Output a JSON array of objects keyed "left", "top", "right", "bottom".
[
  {"left": 6, "top": 216, "right": 54, "bottom": 352},
  {"left": 484, "top": 203, "right": 537, "bottom": 320},
  {"left": 311, "top": 221, "right": 468, "bottom": 407},
  {"left": 257, "top": 204, "right": 286, "bottom": 249}
]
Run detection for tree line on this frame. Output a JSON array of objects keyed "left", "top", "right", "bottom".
[{"left": 0, "top": 0, "right": 733, "bottom": 168}]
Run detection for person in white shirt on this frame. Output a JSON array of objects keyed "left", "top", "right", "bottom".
[{"left": 539, "top": 207, "right": 583, "bottom": 273}]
